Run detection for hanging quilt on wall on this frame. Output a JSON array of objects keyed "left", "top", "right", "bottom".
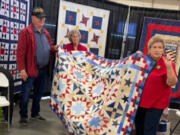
[
  {"left": 0, "top": 0, "right": 32, "bottom": 92},
  {"left": 56, "top": 0, "right": 110, "bottom": 57},
  {"left": 139, "top": 17, "right": 180, "bottom": 102},
  {"left": 51, "top": 48, "right": 155, "bottom": 135}
]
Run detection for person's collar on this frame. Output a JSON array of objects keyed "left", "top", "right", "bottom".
[
  {"left": 72, "top": 43, "right": 79, "bottom": 47},
  {"left": 33, "top": 25, "right": 44, "bottom": 33}
]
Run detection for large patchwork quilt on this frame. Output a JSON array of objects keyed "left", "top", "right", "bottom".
[
  {"left": 57, "top": 1, "right": 110, "bottom": 57},
  {"left": 0, "top": 0, "right": 32, "bottom": 92},
  {"left": 50, "top": 48, "right": 155, "bottom": 135}
]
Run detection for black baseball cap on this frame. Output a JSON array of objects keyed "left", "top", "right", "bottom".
[{"left": 32, "top": 7, "right": 46, "bottom": 18}]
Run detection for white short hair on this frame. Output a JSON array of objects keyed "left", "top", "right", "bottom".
[
  {"left": 68, "top": 29, "right": 81, "bottom": 42},
  {"left": 147, "top": 35, "right": 165, "bottom": 53}
]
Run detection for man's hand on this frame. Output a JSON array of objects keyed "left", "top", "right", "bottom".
[
  {"left": 19, "top": 70, "right": 28, "bottom": 81},
  {"left": 54, "top": 45, "right": 59, "bottom": 52},
  {"left": 136, "top": 50, "right": 142, "bottom": 53}
]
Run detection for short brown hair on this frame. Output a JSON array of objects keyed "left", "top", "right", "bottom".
[{"left": 147, "top": 35, "right": 165, "bottom": 53}]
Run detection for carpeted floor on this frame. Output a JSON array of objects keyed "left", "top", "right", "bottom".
[
  {"left": 0, "top": 99, "right": 180, "bottom": 135},
  {"left": 0, "top": 99, "right": 68, "bottom": 135}
]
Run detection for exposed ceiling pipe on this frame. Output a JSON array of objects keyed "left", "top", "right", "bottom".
[
  {"left": 120, "top": 0, "right": 131, "bottom": 58},
  {"left": 152, "top": 0, "right": 154, "bottom": 8}
]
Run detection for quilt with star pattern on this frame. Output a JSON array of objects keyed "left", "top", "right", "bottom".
[
  {"left": 57, "top": 1, "right": 109, "bottom": 57},
  {"left": 0, "top": 0, "right": 32, "bottom": 92},
  {"left": 50, "top": 48, "right": 155, "bottom": 135}
]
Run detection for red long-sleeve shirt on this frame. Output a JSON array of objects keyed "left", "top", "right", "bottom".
[{"left": 64, "top": 43, "right": 87, "bottom": 51}]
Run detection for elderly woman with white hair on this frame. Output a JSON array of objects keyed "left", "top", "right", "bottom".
[
  {"left": 135, "top": 35, "right": 177, "bottom": 135},
  {"left": 64, "top": 29, "right": 87, "bottom": 51}
]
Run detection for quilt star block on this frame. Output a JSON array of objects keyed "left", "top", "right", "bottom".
[{"left": 51, "top": 48, "right": 156, "bottom": 135}]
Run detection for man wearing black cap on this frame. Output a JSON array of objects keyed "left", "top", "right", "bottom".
[{"left": 16, "top": 7, "right": 58, "bottom": 124}]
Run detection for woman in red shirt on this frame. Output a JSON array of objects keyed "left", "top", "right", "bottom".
[
  {"left": 64, "top": 29, "right": 87, "bottom": 51},
  {"left": 135, "top": 35, "right": 177, "bottom": 135}
]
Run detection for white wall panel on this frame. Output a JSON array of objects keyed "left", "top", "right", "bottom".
[{"left": 108, "top": 0, "right": 180, "bottom": 10}]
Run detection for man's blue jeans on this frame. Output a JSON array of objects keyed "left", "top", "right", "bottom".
[{"left": 19, "top": 68, "right": 47, "bottom": 118}]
